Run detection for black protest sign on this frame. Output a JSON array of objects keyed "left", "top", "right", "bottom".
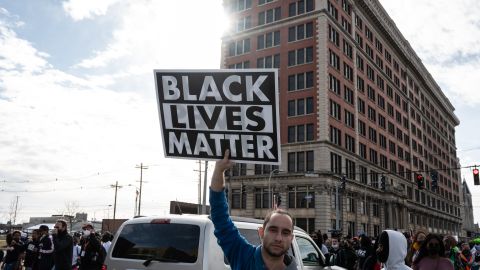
[{"left": 154, "top": 69, "right": 280, "bottom": 165}]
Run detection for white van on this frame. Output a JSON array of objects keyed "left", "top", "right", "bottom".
[{"left": 104, "top": 215, "right": 345, "bottom": 270}]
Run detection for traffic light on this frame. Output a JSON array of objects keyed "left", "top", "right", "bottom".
[
  {"left": 474, "top": 168, "right": 480, "bottom": 185},
  {"left": 276, "top": 194, "right": 282, "bottom": 207},
  {"left": 416, "top": 173, "right": 424, "bottom": 189},
  {"left": 380, "top": 175, "right": 386, "bottom": 190},
  {"left": 340, "top": 175, "right": 346, "bottom": 190},
  {"left": 430, "top": 170, "right": 438, "bottom": 190}
]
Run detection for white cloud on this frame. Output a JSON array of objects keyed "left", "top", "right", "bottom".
[
  {"left": 62, "top": 0, "right": 121, "bottom": 21},
  {"left": 380, "top": 0, "right": 480, "bottom": 105},
  {"left": 73, "top": 0, "right": 226, "bottom": 71},
  {"left": 0, "top": 8, "right": 205, "bottom": 222}
]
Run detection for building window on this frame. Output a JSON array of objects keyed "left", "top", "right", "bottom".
[
  {"left": 288, "top": 151, "right": 314, "bottom": 172},
  {"left": 345, "top": 134, "right": 355, "bottom": 153},
  {"left": 232, "top": 186, "right": 247, "bottom": 209},
  {"left": 347, "top": 194, "right": 356, "bottom": 213},
  {"left": 289, "top": 71, "right": 314, "bottom": 91},
  {"left": 234, "top": 15, "right": 252, "bottom": 32},
  {"left": 343, "top": 62, "right": 353, "bottom": 81},
  {"left": 288, "top": 22, "right": 314, "bottom": 42},
  {"left": 358, "top": 120, "right": 366, "bottom": 136},
  {"left": 288, "top": 47, "right": 314, "bottom": 66},
  {"left": 255, "top": 188, "right": 269, "bottom": 208},
  {"left": 257, "top": 54, "right": 280, "bottom": 68},
  {"left": 294, "top": 218, "right": 315, "bottom": 234},
  {"left": 329, "top": 99, "right": 341, "bottom": 120},
  {"left": 257, "top": 31, "right": 280, "bottom": 50},
  {"left": 258, "top": 7, "right": 281, "bottom": 26},
  {"left": 347, "top": 221, "right": 356, "bottom": 238},
  {"left": 329, "top": 74, "right": 341, "bottom": 95},
  {"left": 345, "top": 109, "right": 354, "bottom": 128},
  {"left": 344, "top": 86, "right": 354, "bottom": 105},
  {"left": 345, "top": 159, "right": 355, "bottom": 179},
  {"left": 288, "top": 186, "right": 315, "bottom": 208},
  {"left": 343, "top": 39, "right": 353, "bottom": 58},
  {"left": 329, "top": 49, "right": 340, "bottom": 70},
  {"left": 289, "top": 0, "right": 314, "bottom": 17},
  {"left": 327, "top": 0, "right": 338, "bottom": 20},
  {"left": 328, "top": 25, "right": 340, "bottom": 46},
  {"left": 330, "top": 152, "right": 342, "bottom": 174},
  {"left": 330, "top": 126, "right": 341, "bottom": 146},
  {"left": 229, "top": 0, "right": 252, "bottom": 12},
  {"left": 228, "top": 38, "right": 251, "bottom": 56},
  {"left": 359, "top": 166, "right": 367, "bottom": 184}
]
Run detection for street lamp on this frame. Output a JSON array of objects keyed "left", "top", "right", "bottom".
[{"left": 268, "top": 169, "right": 283, "bottom": 209}]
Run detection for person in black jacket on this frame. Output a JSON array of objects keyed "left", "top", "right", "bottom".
[
  {"left": 24, "top": 229, "right": 40, "bottom": 270},
  {"left": 37, "top": 225, "right": 54, "bottom": 270},
  {"left": 3, "top": 231, "right": 25, "bottom": 270},
  {"left": 53, "top": 219, "right": 73, "bottom": 270},
  {"left": 79, "top": 223, "right": 103, "bottom": 270}
]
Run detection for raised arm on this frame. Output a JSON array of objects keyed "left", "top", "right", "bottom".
[{"left": 210, "top": 150, "right": 234, "bottom": 192}]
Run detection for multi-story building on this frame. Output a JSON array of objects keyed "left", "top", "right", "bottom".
[
  {"left": 221, "top": 0, "right": 462, "bottom": 237},
  {"left": 461, "top": 180, "right": 478, "bottom": 238}
]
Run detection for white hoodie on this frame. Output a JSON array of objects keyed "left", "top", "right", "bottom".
[{"left": 381, "top": 230, "right": 412, "bottom": 270}]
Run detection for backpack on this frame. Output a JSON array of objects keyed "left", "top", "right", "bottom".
[{"left": 96, "top": 246, "right": 107, "bottom": 265}]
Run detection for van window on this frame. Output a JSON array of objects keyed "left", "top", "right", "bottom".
[
  {"left": 112, "top": 223, "right": 200, "bottom": 263},
  {"left": 296, "top": 236, "right": 321, "bottom": 266}
]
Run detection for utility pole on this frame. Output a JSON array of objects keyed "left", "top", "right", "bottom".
[
  {"left": 136, "top": 163, "right": 148, "bottom": 216},
  {"left": 13, "top": 196, "right": 19, "bottom": 226},
  {"left": 110, "top": 181, "right": 123, "bottom": 220},
  {"left": 202, "top": 161, "right": 208, "bottom": 214},
  {"left": 194, "top": 160, "right": 203, "bottom": 214}
]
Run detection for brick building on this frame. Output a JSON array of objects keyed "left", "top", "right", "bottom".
[{"left": 221, "top": 0, "right": 462, "bottom": 237}]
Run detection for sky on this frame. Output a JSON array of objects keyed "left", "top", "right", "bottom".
[{"left": 0, "top": 0, "right": 479, "bottom": 226}]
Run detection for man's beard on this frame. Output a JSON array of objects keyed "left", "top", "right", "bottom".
[{"left": 264, "top": 244, "right": 288, "bottom": 257}]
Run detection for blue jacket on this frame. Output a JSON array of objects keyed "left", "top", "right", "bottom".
[{"left": 209, "top": 188, "right": 296, "bottom": 270}]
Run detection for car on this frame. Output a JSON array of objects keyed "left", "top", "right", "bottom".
[{"left": 105, "top": 214, "right": 346, "bottom": 270}]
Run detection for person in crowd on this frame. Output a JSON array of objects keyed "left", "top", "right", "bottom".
[
  {"left": 314, "top": 230, "right": 328, "bottom": 255},
  {"left": 460, "top": 242, "right": 474, "bottom": 270},
  {"left": 209, "top": 150, "right": 298, "bottom": 270},
  {"left": 38, "top": 225, "right": 54, "bottom": 270},
  {"left": 412, "top": 233, "right": 453, "bottom": 270},
  {"left": 101, "top": 232, "right": 112, "bottom": 253},
  {"left": 79, "top": 223, "right": 103, "bottom": 270},
  {"left": 327, "top": 237, "right": 341, "bottom": 266},
  {"left": 362, "top": 236, "right": 381, "bottom": 270},
  {"left": 2, "top": 231, "right": 25, "bottom": 270},
  {"left": 24, "top": 229, "right": 40, "bottom": 270},
  {"left": 376, "top": 230, "right": 412, "bottom": 270},
  {"left": 444, "top": 235, "right": 462, "bottom": 270},
  {"left": 357, "top": 235, "right": 374, "bottom": 270},
  {"left": 334, "top": 239, "right": 358, "bottom": 270},
  {"left": 53, "top": 219, "right": 73, "bottom": 270},
  {"left": 72, "top": 236, "right": 81, "bottom": 270},
  {"left": 406, "top": 231, "right": 427, "bottom": 266}
]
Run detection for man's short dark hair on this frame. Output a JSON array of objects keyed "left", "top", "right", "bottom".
[
  {"left": 56, "top": 219, "right": 68, "bottom": 229},
  {"left": 39, "top": 225, "right": 49, "bottom": 232},
  {"left": 263, "top": 209, "right": 293, "bottom": 229},
  {"left": 12, "top": 230, "right": 21, "bottom": 236}
]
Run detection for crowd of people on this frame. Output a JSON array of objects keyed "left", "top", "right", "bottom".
[
  {"left": 309, "top": 229, "right": 480, "bottom": 270},
  {"left": 0, "top": 220, "right": 113, "bottom": 270}
]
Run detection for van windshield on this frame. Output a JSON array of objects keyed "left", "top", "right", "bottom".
[{"left": 112, "top": 223, "right": 200, "bottom": 263}]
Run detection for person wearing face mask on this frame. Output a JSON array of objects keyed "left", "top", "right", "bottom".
[
  {"left": 52, "top": 219, "right": 73, "bottom": 270},
  {"left": 460, "top": 242, "right": 474, "bottom": 270},
  {"left": 79, "top": 223, "right": 103, "bottom": 270},
  {"left": 38, "top": 225, "right": 54, "bottom": 270},
  {"left": 412, "top": 234, "right": 453, "bottom": 270},
  {"left": 376, "top": 230, "right": 412, "bottom": 270},
  {"left": 406, "top": 231, "right": 426, "bottom": 266},
  {"left": 327, "top": 237, "right": 340, "bottom": 266}
]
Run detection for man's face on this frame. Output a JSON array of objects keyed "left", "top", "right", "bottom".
[
  {"left": 260, "top": 213, "right": 293, "bottom": 257},
  {"left": 32, "top": 231, "right": 38, "bottom": 241},
  {"left": 55, "top": 222, "right": 65, "bottom": 233},
  {"left": 13, "top": 232, "right": 21, "bottom": 241},
  {"left": 331, "top": 238, "right": 339, "bottom": 249}
]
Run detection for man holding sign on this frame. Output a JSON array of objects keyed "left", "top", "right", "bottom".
[{"left": 209, "top": 150, "right": 297, "bottom": 270}]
